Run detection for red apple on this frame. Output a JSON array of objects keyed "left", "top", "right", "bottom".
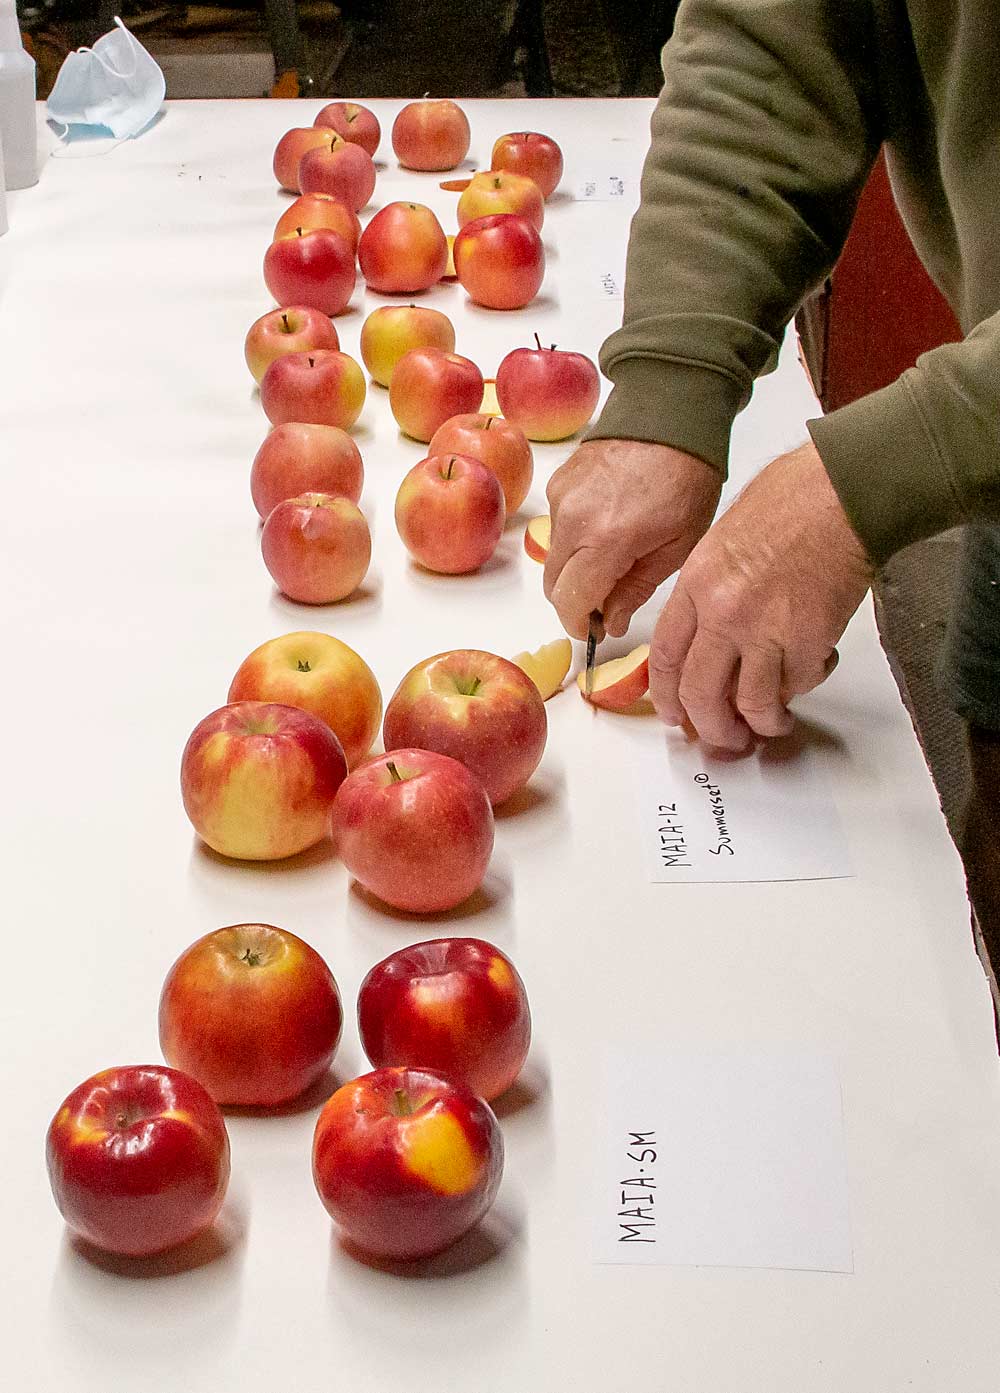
[
  {"left": 383, "top": 650, "right": 547, "bottom": 807},
  {"left": 389, "top": 346, "right": 483, "bottom": 442},
  {"left": 358, "top": 201, "right": 449, "bottom": 294},
  {"left": 495, "top": 336, "right": 601, "bottom": 440},
  {"left": 490, "top": 131, "right": 563, "bottom": 198},
  {"left": 264, "top": 228, "right": 356, "bottom": 318},
  {"left": 577, "top": 644, "right": 651, "bottom": 709},
  {"left": 428, "top": 412, "right": 533, "bottom": 514},
  {"left": 299, "top": 139, "right": 377, "bottom": 212},
  {"left": 274, "top": 193, "right": 361, "bottom": 250},
  {"left": 228, "top": 631, "right": 381, "bottom": 770},
  {"left": 46, "top": 1065, "right": 230, "bottom": 1257},
  {"left": 245, "top": 305, "right": 340, "bottom": 384},
  {"left": 395, "top": 454, "right": 505, "bottom": 574},
  {"left": 523, "top": 514, "right": 550, "bottom": 562},
  {"left": 261, "top": 492, "right": 371, "bottom": 604},
  {"left": 314, "top": 100, "right": 381, "bottom": 157},
  {"left": 358, "top": 938, "right": 530, "bottom": 1102},
  {"left": 159, "top": 924, "right": 343, "bottom": 1107},
  {"left": 274, "top": 126, "right": 337, "bottom": 193},
  {"left": 391, "top": 98, "right": 471, "bottom": 171},
  {"left": 360, "top": 304, "right": 456, "bottom": 388},
  {"left": 453, "top": 214, "right": 544, "bottom": 311},
  {"left": 312, "top": 1066, "right": 503, "bottom": 1260},
  {"left": 330, "top": 749, "right": 494, "bottom": 912},
  {"left": 260, "top": 349, "right": 366, "bottom": 430},
  {"left": 457, "top": 170, "right": 544, "bottom": 232},
  {"left": 181, "top": 701, "right": 348, "bottom": 860},
  {"left": 251, "top": 423, "right": 364, "bottom": 519}
]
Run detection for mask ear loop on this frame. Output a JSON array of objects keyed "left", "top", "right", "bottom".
[{"left": 82, "top": 18, "right": 141, "bottom": 82}]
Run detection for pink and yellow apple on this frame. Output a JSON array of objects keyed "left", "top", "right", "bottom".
[
  {"left": 260, "top": 349, "right": 366, "bottom": 430},
  {"left": 358, "top": 201, "right": 449, "bottom": 294},
  {"left": 299, "top": 138, "right": 377, "bottom": 212},
  {"left": 274, "top": 126, "right": 337, "bottom": 193},
  {"left": 389, "top": 346, "right": 483, "bottom": 442},
  {"left": 383, "top": 650, "right": 547, "bottom": 806},
  {"left": 428, "top": 412, "right": 533, "bottom": 515},
  {"left": 391, "top": 98, "right": 471, "bottom": 171},
  {"left": 180, "top": 701, "right": 348, "bottom": 860},
  {"left": 495, "top": 337, "right": 601, "bottom": 440},
  {"left": 457, "top": 170, "right": 544, "bottom": 232},
  {"left": 395, "top": 454, "right": 505, "bottom": 574},
  {"left": 264, "top": 228, "right": 356, "bottom": 317},
  {"left": 314, "top": 100, "right": 381, "bottom": 157},
  {"left": 577, "top": 644, "right": 651, "bottom": 709},
  {"left": 453, "top": 214, "right": 544, "bottom": 311},
  {"left": 261, "top": 493, "right": 371, "bottom": 604},
  {"left": 274, "top": 193, "right": 361, "bottom": 250},
  {"left": 360, "top": 304, "right": 456, "bottom": 388},
  {"left": 490, "top": 131, "right": 563, "bottom": 198},
  {"left": 245, "top": 305, "right": 340, "bottom": 384},
  {"left": 250, "top": 423, "right": 364, "bottom": 520},
  {"left": 512, "top": 637, "right": 572, "bottom": 700}
]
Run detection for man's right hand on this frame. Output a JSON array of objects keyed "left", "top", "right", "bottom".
[{"left": 543, "top": 439, "right": 723, "bottom": 640}]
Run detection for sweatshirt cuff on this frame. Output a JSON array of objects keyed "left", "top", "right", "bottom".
[
  {"left": 585, "top": 357, "right": 748, "bottom": 476},
  {"left": 807, "top": 375, "right": 966, "bottom": 567}
]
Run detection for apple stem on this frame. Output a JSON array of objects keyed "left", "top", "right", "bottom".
[
  {"left": 468, "top": 677, "right": 482, "bottom": 696},
  {"left": 296, "top": 226, "right": 303, "bottom": 237},
  {"left": 484, "top": 417, "right": 493, "bottom": 430},
  {"left": 446, "top": 457, "right": 456, "bottom": 480},
  {"left": 386, "top": 760, "right": 403, "bottom": 783},
  {"left": 393, "top": 1088, "right": 413, "bottom": 1116},
  {"left": 534, "top": 332, "right": 542, "bottom": 350},
  {"left": 297, "top": 659, "right": 311, "bottom": 672},
  {"left": 115, "top": 1111, "right": 128, "bottom": 1128},
  {"left": 241, "top": 948, "right": 262, "bottom": 967},
  {"left": 281, "top": 312, "right": 290, "bottom": 332},
  {"left": 551, "top": 342, "right": 557, "bottom": 351},
  {"left": 308, "top": 357, "right": 315, "bottom": 368}
]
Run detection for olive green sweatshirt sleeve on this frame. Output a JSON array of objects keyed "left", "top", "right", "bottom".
[{"left": 588, "top": 0, "right": 882, "bottom": 469}]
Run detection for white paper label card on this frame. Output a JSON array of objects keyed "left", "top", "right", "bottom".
[
  {"left": 633, "top": 728, "right": 853, "bottom": 883},
  {"left": 573, "top": 171, "right": 636, "bottom": 202},
  {"left": 593, "top": 1049, "right": 853, "bottom": 1272},
  {"left": 598, "top": 270, "right": 623, "bottom": 300}
]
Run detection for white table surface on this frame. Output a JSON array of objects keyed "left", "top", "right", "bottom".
[{"left": 3, "top": 98, "right": 1000, "bottom": 1392}]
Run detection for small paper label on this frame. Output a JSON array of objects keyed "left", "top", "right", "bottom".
[
  {"left": 598, "top": 271, "right": 623, "bottom": 300},
  {"left": 574, "top": 172, "right": 633, "bottom": 202}
]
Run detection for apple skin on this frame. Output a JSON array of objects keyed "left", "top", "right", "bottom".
[
  {"left": 453, "top": 214, "right": 545, "bottom": 311},
  {"left": 46, "top": 1065, "right": 230, "bottom": 1257},
  {"left": 261, "top": 492, "right": 371, "bottom": 604},
  {"left": 360, "top": 305, "right": 456, "bottom": 388},
  {"left": 395, "top": 454, "right": 505, "bottom": 574},
  {"left": 312, "top": 1066, "right": 503, "bottom": 1261},
  {"left": 314, "top": 100, "right": 381, "bottom": 157},
  {"left": 358, "top": 202, "right": 449, "bottom": 294},
  {"left": 358, "top": 938, "right": 530, "bottom": 1102},
  {"left": 274, "top": 126, "right": 337, "bottom": 192},
  {"left": 383, "top": 650, "right": 547, "bottom": 807},
  {"left": 428, "top": 412, "right": 533, "bottom": 515},
  {"left": 299, "top": 140, "right": 377, "bottom": 212},
  {"left": 228, "top": 631, "right": 381, "bottom": 770},
  {"left": 491, "top": 131, "right": 564, "bottom": 198},
  {"left": 523, "top": 514, "right": 550, "bottom": 562},
  {"left": 274, "top": 193, "right": 361, "bottom": 250},
  {"left": 330, "top": 749, "right": 494, "bottom": 913},
  {"left": 264, "top": 228, "right": 356, "bottom": 318},
  {"left": 577, "top": 644, "right": 651, "bottom": 709},
  {"left": 159, "top": 924, "right": 343, "bottom": 1108},
  {"left": 495, "top": 342, "right": 601, "bottom": 441},
  {"left": 457, "top": 170, "right": 545, "bottom": 232},
  {"left": 251, "top": 423, "right": 364, "bottom": 520},
  {"left": 389, "top": 346, "right": 484, "bottom": 442},
  {"left": 181, "top": 701, "right": 348, "bottom": 860},
  {"left": 245, "top": 305, "right": 340, "bottom": 384},
  {"left": 391, "top": 98, "right": 471, "bottom": 171},
  {"left": 260, "top": 349, "right": 366, "bottom": 430}
]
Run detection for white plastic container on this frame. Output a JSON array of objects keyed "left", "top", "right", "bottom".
[{"left": 0, "top": 0, "right": 36, "bottom": 190}]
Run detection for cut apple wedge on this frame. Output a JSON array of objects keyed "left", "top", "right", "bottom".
[
  {"left": 578, "top": 643, "right": 650, "bottom": 710},
  {"left": 439, "top": 177, "right": 474, "bottom": 193},
  {"left": 523, "top": 514, "right": 550, "bottom": 563},
  {"left": 479, "top": 377, "right": 501, "bottom": 415},
  {"left": 442, "top": 234, "right": 458, "bottom": 280},
  {"left": 512, "top": 638, "right": 572, "bottom": 701}
]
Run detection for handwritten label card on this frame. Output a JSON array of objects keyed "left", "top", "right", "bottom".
[
  {"left": 598, "top": 271, "right": 623, "bottom": 300},
  {"left": 573, "top": 171, "right": 635, "bottom": 202},
  {"left": 593, "top": 1049, "right": 853, "bottom": 1272},
  {"left": 633, "top": 729, "right": 853, "bottom": 883}
]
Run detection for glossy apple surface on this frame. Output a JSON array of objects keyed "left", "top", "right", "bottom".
[
  {"left": 389, "top": 346, "right": 484, "bottom": 442},
  {"left": 299, "top": 139, "right": 377, "bottom": 212},
  {"left": 490, "top": 131, "right": 563, "bottom": 198},
  {"left": 383, "top": 650, "right": 547, "bottom": 807},
  {"left": 453, "top": 214, "right": 544, "bottom": 311},
  {"left": 358, "top": 201, "right": 449, "bottom": 294},
  {"left": 391, "top": 98, "right": 471, "bottom": 171},
  {"left": 360, "top": 304, "right": 456, "bottom": 388},
  {"left": 274, "top": 193, "right": 361, "bottom": 249},
  {"left": 245, "top": 305, "right": 340, "bottom": 384},
  {"left": 251, "top": 423, "right": 364, "bottom": 519},
  {"left": 428, "top": 412, "right": 533, "bottom": 514},
  {"left": 264, "top": 228, "right": 356, "bottom": 318},
  {"left": 457, "top": 170, "right": 544, "bottom": 232},
  {"left": 495, "top": 339, "right": 601, "bottom": 440},
  {"left": 313, "top": 1066, "right": 503, "bottom": 1261},
  {"left": 46, "top": 1065, "right": 230, "bottom": 1257},
  {"left": 274, "top": 126, "right": 337, "bottom": 192},
  {"left": 512, "top": 637, "right": 572, "bottom": 700},
  {"left": 330, "top": 749, "right": 494, "bottom": 912},
  {"left": 228, "top": 631, "right": 381, "bottom": 770},
  {"left": 159, "top": 924, "right": 343, "bottom": 1107},
  {"left": 358, "top": 937, "right": 530, "bottom": 1102},
  {"left": 578, "top": 644, "right": 651, "bottom": 709},
  {"left": 181, "top": 701, "right": 348, "bottom": 859},
  {"left": 395, "top": 454, "right": 505, "bottom": 574},
  {"left": 262, "top": 492, "right": 371, "bottom": 603},
  {"left": 260, "top": 349, "right": 366, "bottom": 430},
  {"left": 314, "top": 100, "right": 381, "bottom": 156}
]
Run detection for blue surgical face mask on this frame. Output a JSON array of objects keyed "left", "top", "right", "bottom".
[{"left": 46, "top": 18, "right": 165, "bottom": 141}]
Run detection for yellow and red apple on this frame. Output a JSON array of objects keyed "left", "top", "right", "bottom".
[
  {"left": 299, "top": 137, "right": 376, "bottom": 212},
  {"left": 453, "top": 213, "right": 545, "bottom": 311},
  {"left": 428, "top": 412, "right": 533, "bottom": 515},
  {"left": 250, "top": 423, "right": 364, "bottom": 520},
  {"left": 358, "top": 201, "right": 449, "bottom": 294},
  {"left": 273, "top": 125, "right": 337, "bottom": 193},
  {"left": 395, "top": 454, "right": 505, "bottom": 574},
  {"left": 314, "top": 100, "right": 381, "bottom": 156},
  {"left": 360, "top": 304, "right": 456, "bottom": 388},
  {"left": 244, "top": 305, "right": 340, "bottom": 384},
  {"left": 391, "top": 98, "right": 471, "bottom": 171},
  {"left": 457, "top": 170, "right": 544, "bottom": 232},
  {"left": 260, "top": 349, "right": 366, "bottom": 430},
  {"left": 261, "top": 493, "right": 371, "bottom": 604},
  {"left": 264, "top": 227, "right": 356, "bottom": 317},
  {"left": 389, "top": 346, "right": 484, "bottom": 442},
  {"left": 495, "top": 337, "right": 600, "bottom": 440},
  {"left": 490, "top": 131, "right": 563, "bottom": 198},
  {"left": 274, "top": 193, "right": 361, "bottom": 250}
]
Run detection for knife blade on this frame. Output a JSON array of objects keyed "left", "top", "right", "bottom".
[{"left": 584, "top": 611, "right": 603, "bottom": 696}]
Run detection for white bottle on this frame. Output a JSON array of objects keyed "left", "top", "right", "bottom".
[{"left": 0, "top": 0, "right": 36, "bottom": 190}]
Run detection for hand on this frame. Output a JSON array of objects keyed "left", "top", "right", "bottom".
[
  {"left": 650, "top": 441, "right": 873, "bottom": 751},
  {"left": 544, "top": 439, "right": 722, "bottom": 639}
]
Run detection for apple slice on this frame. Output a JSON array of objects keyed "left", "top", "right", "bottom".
[
  {"left": 439, "top": 177, "right": 474, "bottom": 192},
  {"left": 523, "top": 514, "right": 550, "bottom": 563},
  {"left": 480, "top": 378, "right": 501, "bottom": 415},
  {"left": 577, "top": 644, "right": 650, "bottom": 710},
  {"left": 442, "top": 234, "right": 458, "bottom": 280},
  {"left": 512, "top": 638, "right": 572, "bottom": 701}
]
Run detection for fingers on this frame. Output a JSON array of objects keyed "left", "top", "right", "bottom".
[
  {"left": 734, "top": 641, "right": 795, "bottom": 738},
  {"left": 602, "top": 541, "right": 685, "bottom": 637},
  {"left": 547, "top": 547, "right": 621, "bottom": 639},
  {"left": 781, "top": 646, "right": 839, "bottom": 700},
  {"left": 648, "top": 586, "right": 697, "bottom": 725},
  {"left": 676, "top": 629, "right": 751, "bottom": 751}
]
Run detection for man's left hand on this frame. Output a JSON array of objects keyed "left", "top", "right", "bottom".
[{"left": 649, "top": 441, "right": 873, "bottom": 752}]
